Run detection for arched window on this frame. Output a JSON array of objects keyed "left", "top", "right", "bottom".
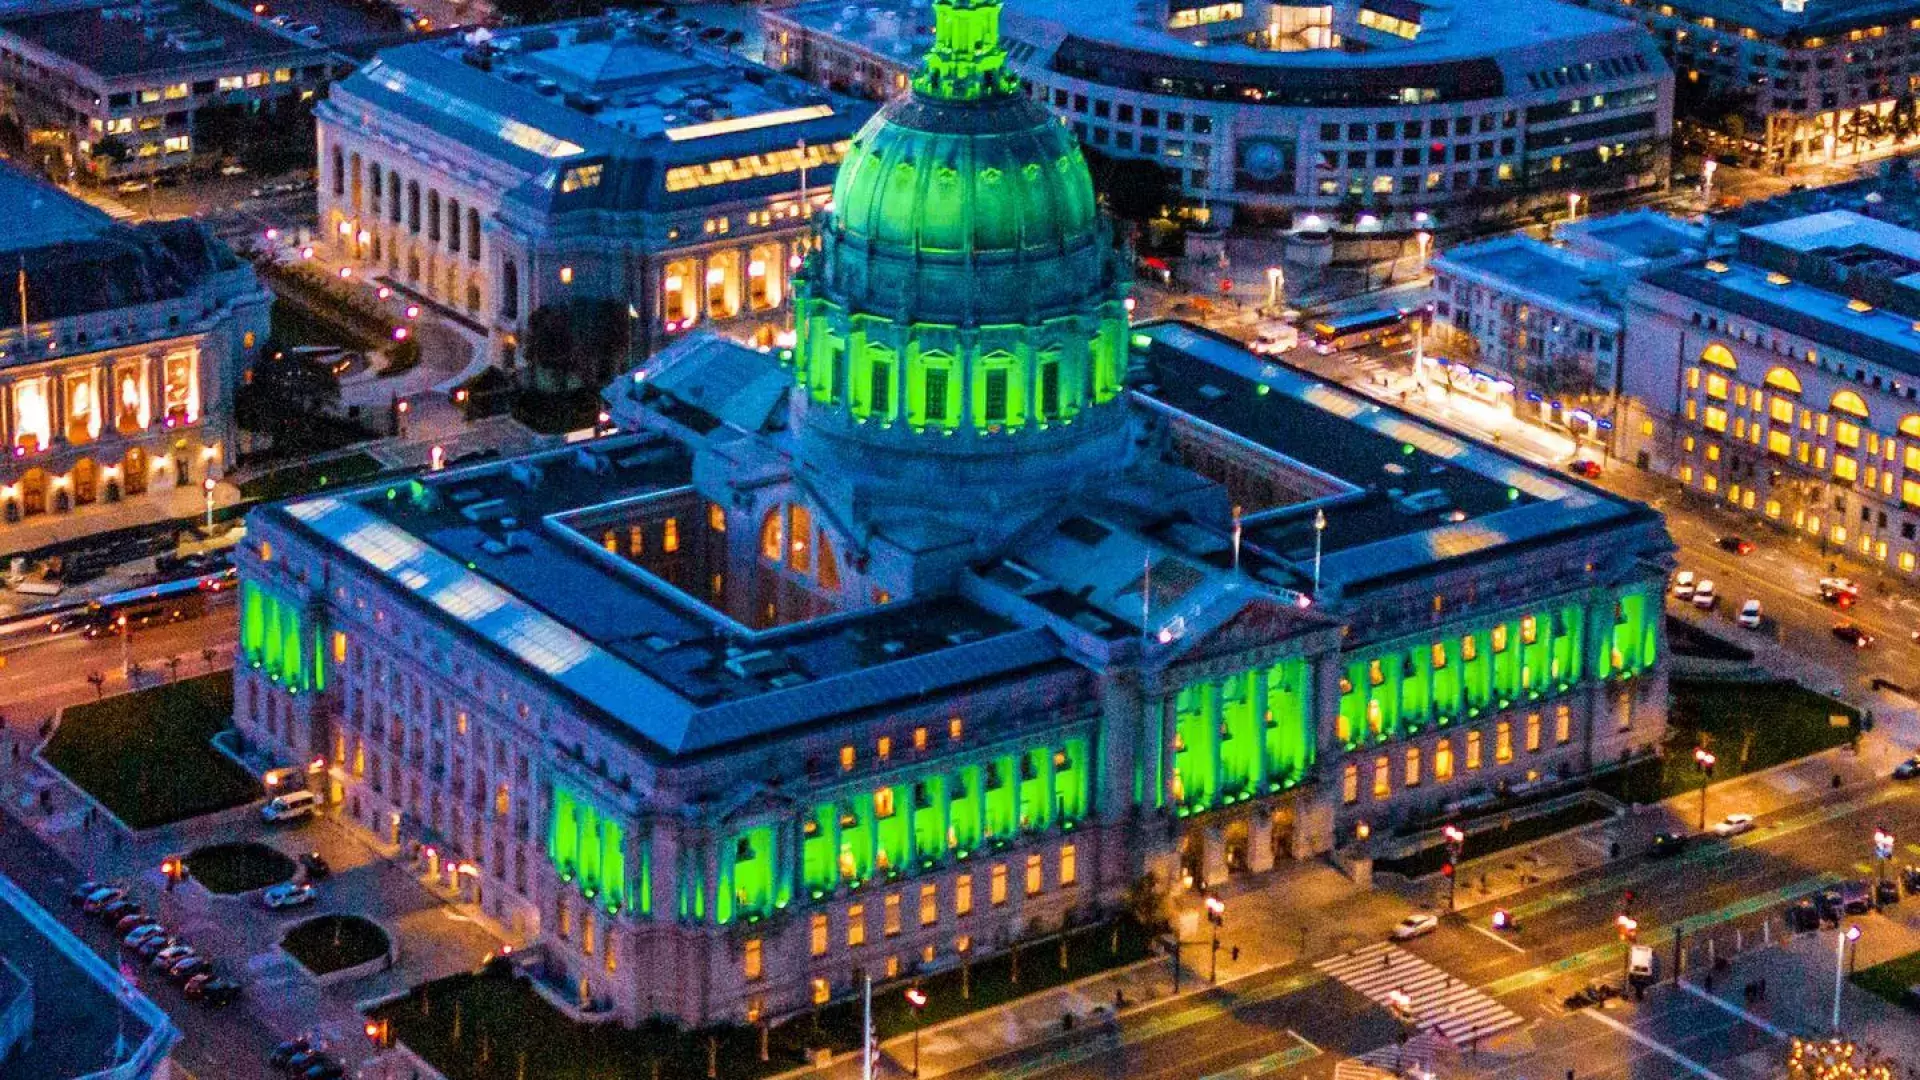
[
  {"left": 1830, "top": 389, "right": 1870, "bottom": 418},
  {"left": 500, "top": 259, "right": 519, "bottom": 319},
  {"left": 447, "top": 197, "right": 462, "bottom": 253},
  {"left": 427, "top": 190, "right": 441, "bottom": 242},
  {"left": 760, "top": 507, "right": 785, "bottom": 562},
  {"left": 1764, "top": 366, "right": 1802, "bottom": 395},
  {"left": 406, "top": 181, "right": 421, "bottom": 233},
  {"left": 467, "top": 208, "right": 482, "bottom": 263},
  {"left": 368, "top": 163, "right": 382, "bottom": 214},
  {"left": 1699, "top": 343, "right": 1738, "bottom": 370},
  {"left": 331, "top": 145, "right": 344, "bottom": 196},
  {"left": 388, "top": 173, "right": 401, "bottom": 224}
]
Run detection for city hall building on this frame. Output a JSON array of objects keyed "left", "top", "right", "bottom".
[
  {"left": 764, "top": 0, "right": 1675, "bottom": 227},
  {"left": 0, "top": 161, "right": 267, "bottom": 531},
  {"left": 314, "top": 15, "right": 872, "bottom": 370},
  {"left": 239, "top": 0, "right": 1671, "bottom": 1029}
]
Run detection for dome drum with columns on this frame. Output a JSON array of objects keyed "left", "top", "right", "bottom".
[{"left": 787, "top": 0, "right": 1132, "bottom": 485}]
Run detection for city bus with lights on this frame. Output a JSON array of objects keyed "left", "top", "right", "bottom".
[
  {"left": 47, "top": 570, "right": 235, "bottom": 637},
  {"left": 1309, "top": 308, "right": 1414, "bottom": 354}
]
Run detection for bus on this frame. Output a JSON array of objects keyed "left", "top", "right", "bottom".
[
  {"left": 47, "top": 570, "right": 235, "bottom": 638},
  {"left": 1309, "top": 308, "right": 1414, "bottom": 354}
]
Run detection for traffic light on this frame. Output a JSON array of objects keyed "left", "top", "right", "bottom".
[{"left": 1442, "top": 861, "right": 1455, "bottom": 878}]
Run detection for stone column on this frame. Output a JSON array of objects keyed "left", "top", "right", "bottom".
[
  {"left": 1201, "top": 823, "right": 1227, "bottom": 887},
  {"left": 649, "top": 823, "right": 680, "bottom": 922},
  {"left": 1248, "top": 810, "right": 1275, "bottom": 874}
]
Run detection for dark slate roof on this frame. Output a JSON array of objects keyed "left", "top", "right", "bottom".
[
  {"left": 0, "top": 0, "right": 322, "bottom": 80},
  {"left": 15, "top": 218, "right": 245, "bottom": 323}
]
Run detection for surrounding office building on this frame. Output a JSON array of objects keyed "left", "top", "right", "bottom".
[
  {"left": 765, "top": 0, "right": 1675, "bottom": 227},
  {"left": 0, "top": 872, "right": 179, "bottom": 1078},
  {"left": 1561, "top": 0, "right": 1920, "bottom": 165},
  {"left": 315, "top": 15, "right": 872, "bottom": 371},
  {"left": 0, "top": 161, "right": 268, "bottom": 531},
  {"left": 1620, "top": 176, "right": 1920, "bottom": 575},
  {"left": 238, "top": 0, "right": 1670, "bottom": 1030},
  {"left": 0, "top": 0, "right": 337, "bottom": 179},
  {"left": 1429, "top": 210, "right": 1708, "bottom": 434}
]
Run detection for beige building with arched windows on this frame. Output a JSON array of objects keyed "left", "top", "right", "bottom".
[
  {"left": 313, "top": 16, "right": 871, "bottom": 374},
  {"left": 1621, "top": 207, "right": 1920, "bottom": 574},
  {"left": 0, "top": 161, "right": 266, "bottom": 534}
]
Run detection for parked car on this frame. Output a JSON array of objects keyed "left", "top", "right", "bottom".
[
  {"left": 1711, "top": 813, "right": 1756, "bottom": 838},
  {"left": 1787, "top": 898, "right": 1822, "bottom": 932},
  {"left": 1894, "top": 757, "right": 1920, "bottom": 780},
  {"left": 1833, "top": 624, "right": 1875, "bottom": 648},
  {"left": 81, "top": 887, "right": 126, "bottom": 914},
  {"left": 69, "top": 881, "right": 109, "bottom": 907},
  {"left": 1902, "top": 865, "right": 1920, "bottom": 895},
  {"left": 98, "top": 899, "right": 142, "bottom": 925},
  {"left": 1650, "top": 832, "right": 1690, "bottom": 858},
  {"left": 1738, "top": 599, "right": 1763, "bottom": 629},
  {"left": 150, "top": 944, "right": 195, "bottom": 971},
  {"left": 168, "top": 955, "right": 212, "bottom": 983},
  {"left": 1716, "top": 535, "right": 1755, "bottom": 555},
  {"left": 1672, "top": 571, "right": 1697, "bottom": 599},
  {"left": 1568, "top": 459, "right": 1603, "bottom": 479},
  {"left": 285, "top": 1049, "right": 330, "bottom": 1073},
  {"left": 124, "top": 924, "right": 168, "bottom": 949},
  {"left": 1841, "top": 880, "right": 1874, "bottom": 914},
  {"left": 115, "top": 912, "right": 157, "bottom": 935},
  {"left": 1876, "top": 879, "right": 1901, "bottom": 907},
  {"left": 1390, "top": 913, "right": 1440, "bottom": 940},
  {"left": 298, "top": 852, "right": 331, "bottom": 880},
  {"left": 1815, "top": 888, "right": 1844, "bottom": 923},
  {"left": 269, "top": 1036, "right": 313, "bottom": 1068},
  {"left": 261, "top": 790, "right": 318, "bottom": 823},
  {"left": 184, "top": 974, "right": 241, "bottom": 1005},
  {"left": 136, "top": 935, "right": 179, "bottom": 960},
  {"left": 1820, "top": 576, "right": 1860, "bottom": 606},
  {"left": 302, "top": 1060, "right": 346, "bottom": 1080},
  {"left": 1692, "top": 579, "right": 1718, "bottom": 610},
  {"left": 262, "top": 882, "right": 316, "bottom": 910}
]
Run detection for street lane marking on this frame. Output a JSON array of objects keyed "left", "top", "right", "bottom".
[
  {"left": 1678, "top": 979, "right": 1791, "bottom": 1040},
  {"left": 1199, "top": 1031, "right": 1321, "bottom": 1079},
  {"left": 1486, "top": 872, "right": 1843, "bottom": 996},
  {"left": 1467, "top": 920, "right": 1527, "bottom": 954},
  {"left": 1582, "top": 1007, "right": 1731, "bottom": 1080},
  {"left": 1498, "top": 786, "right": 1908, "bottom": 923}
]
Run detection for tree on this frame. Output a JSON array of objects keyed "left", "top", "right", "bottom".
[
  {"left": 1889, "top": 96, "right": 1919, "bottom": 143},
  {"left": 1122, "top": 872, "right": 1172, "bottom": 934},
  {"left": 522, "top": 297, "right": 633, "bottom": 391},
  {"left": 1082, "top": 146, "right": 1178, "bottom": 224},
  {"left": 235, "top": 348, "right": 341, "bottom": 436}
]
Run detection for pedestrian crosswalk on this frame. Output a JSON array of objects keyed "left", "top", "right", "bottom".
[{"left": 1314, "top": 942, "right": 1524, "bottom": 1046}]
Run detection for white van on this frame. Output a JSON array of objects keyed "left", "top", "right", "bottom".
[
  {"left": 1250, "top": 323, "right": 1299, "bottom": 356},
  {"left": 261, "top": 790, "right": 318, "bottom": 823}
]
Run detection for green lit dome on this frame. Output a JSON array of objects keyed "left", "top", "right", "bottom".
[
  {"left": 788, "top": 0, "right": 1132, "bottom": 472},
  {"left": 830, "top": 94, "right": 1099, "bottom": 263}
]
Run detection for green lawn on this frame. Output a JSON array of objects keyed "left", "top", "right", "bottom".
[
  {"left": 239, "top": 451, "right": 386, "bottom": 502},
  {"left": 1375, "top": 799, "right": 1616, "bottom": 879},
  {"left": 282, "top": 915, "right": 390, "bottom": 975},
  {"left": 183, "top": 842, "right": 294, "bottom": 894},
  {"left": 378, "top": 919, "right": 1151, "bottom": 1080},
  {"left": 1593, "top": 678, "right": 1858, "bottom": 804},
  {"left": 44, "top": 672, "right": 258, "bottom": 830},
  {"left": 1852, "top": 948, "right": 1920, "bottom": 1010}
]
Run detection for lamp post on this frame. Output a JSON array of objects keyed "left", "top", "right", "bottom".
[
  {"left": 201, "top": 476, "right": 216, "bottom": 532},
  {"left": 1205, "top": 894, "right": 1226, "bottom": 983},
  {"left": 1265, "top": 266, "right": 1284, "bottom": 312},
  {"left": 1415, "top": 230, "right": 1432, "bottom": 273},
  {"left": 1873, "top": 828, "right": 1894, "bottom": 894},
  {"left": 1694, "top": 748, "right": 1717, "bottom": 832},
  {"left": 1442, "top": 825, "right": 1465, "bottom": 913},
  {"left": 1701, "top": 158, "right": 1718, "bottom": 206},
  {"left": 1566, "top": 192, "right": 1581, "bottom": 223},
  {"left": 1833, "top": 924, "right": 1861, "bottom": 1030},
  {"left": 117, "top": 614, "right": 130, "bottom": 678},
  {"left": 904, "top": 986, "right": 927, "bottom": 1077}
]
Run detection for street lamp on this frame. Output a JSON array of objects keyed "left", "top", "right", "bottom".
[
  {"left": 1873, "top": 827, "right": 1895, "bottom": 892},
  {"left": 201, "top": 476, "right": 216, "bottom": 532},
  {"left": 1205, "top": 894, "right": 1226, "bottom": 983},
  {"left": 1567, "top": 192, "right": 1582, "bottom": 223},
  {"left": 1694, "top": 747, "right": 1717, "bottom": 831},
  {"left": 1415, "top": 230, "right": 1432, "bottom": 272},
  {"left": 1701, "top": 158, "right": 1718, "bottom": 205},
  {"left": 1833, "top": 924, "right": 1861, "bottom": 1030},
  {"left": 1265, "top": 265, "right": 1284, "bottom": 312},
  {"left": 904, "top": 986, "right": 927, "bottom": 1077},
  {"left": 117, "top": 614, "right": 130, "bottom": 678},
  {"left": 1442, "top": 825, "right": 1465, "bottom": 912}
]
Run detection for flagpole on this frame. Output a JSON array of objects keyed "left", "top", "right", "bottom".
[
  {"left": 1312, "top": 508, "right": 1326, "bottom": 594},
  {"left": 1140, "top": 552, "right": 1152, "bottom": 639},
  {"left": 861, "top": 969, "right": 874, "bottom": 1080},
  {"left": 1231, "top": 504, "right": 1242, "bottom": 573}
]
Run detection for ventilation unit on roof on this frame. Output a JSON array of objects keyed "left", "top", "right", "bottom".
[
  {"left": 1395, "top": 489, "right": 1453, "bottom": 515},
  {"left": 724, "top": 649, "right": 789, "bottom": 678},
  {"left": 479, "top": 530, "right": 527, "bottom": 556},
  {"left": 880, "top": 640, "right": 906, "bottom": 656},
  {"left": 509, "top": 462, "right": 544, "bottom": 490},
  {"left": 572, "top": 447, "right": 611, "bottom": 475},
  {"left": 768, "top": 672, "right": 809, "bottom": 689},
  {"left": 946, "top": 629, "right": 984, "bottom": 646}
]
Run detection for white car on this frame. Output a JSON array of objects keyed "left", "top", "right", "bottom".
[
  {"left": 1390, "top": 913, "right": 1440, "bottom": 940},
  {"left": 1672, "top": 570, "right": 1697, "bottom": 599},
  {"left": 262, "top": 882, "right": 315, "bottom": 910},
  {"left": 1692, "top": 579, "right": 1717, "bottom": 610},
  {"left": 1711, "top": 813, "right": 1756, "bottom": 838},
  {"left": 1738, "top": 599, "right": 1763, "bottom": 629}
]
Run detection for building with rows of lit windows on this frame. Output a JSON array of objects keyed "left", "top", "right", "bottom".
[
  {"left": 238, "top": 0, "right": 1671, "bottom": 1030},
  {"left": 765, "top": 0, "right": 1675, "bottom": 228},
  {"left": 1619, "top": 177, "right": 1920, "bottom": 573},
  {"left": 314, "top": 14, "right": 871, "bottom": 370}
]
